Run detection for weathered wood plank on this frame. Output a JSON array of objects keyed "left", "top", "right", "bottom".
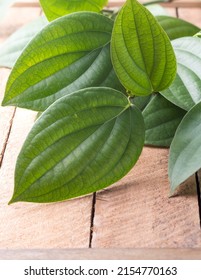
[
  {"left": 12, "top": 1, "right": 201, "bottom": 9},
  {"left": 178, "top": 8, "right": 201, "bottom": 26},
  {"left": 0, "top": 69, "right": 14, "bottom": 167},
  {"left": 91, "top": 147, "right": 201, "bottom": 248},
  {"left": 1, "top": 248, "right": 201, "bottom": 260},
  {"left": 0, "top": 7, "right": 42, "bottom": 42},
  {"left": 107, "top": 0, "right": 201, "bottom": 8},
  {"left": 0, "top": 107, "right": 93, "bottom": 248}
]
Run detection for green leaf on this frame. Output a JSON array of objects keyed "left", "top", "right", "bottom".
[
  {"left": 0, "top": 16, "right": 47, "bottom": 68},
  {"left": 132, "top": 95, "right": 153, "bottom": 111},
  {"left": 111, "top": 0, "right": 176, "bottom": 96},
  {"left": 10, "top": 87, "right": 145, "bottom": 203},
  {"left": 161, "top": 37, "right": 201, "bottom": 111},
  {"left": 143, "top": 94, "right": 186, "bottom": 147},
  {"left": 2, "top": 12, "right": 123, "bottom": 111},
  {"left": 169, "top": 101, "right": 201, "bottom": 192},
  {"left": 39, "top": 0, "right": 109, "bottom": 21},
  {"left": 146, "top": 4, "right": 168, "bottom": 16},
  {"left": 156, "top": 16, "right": 200, "bottom": 40}
]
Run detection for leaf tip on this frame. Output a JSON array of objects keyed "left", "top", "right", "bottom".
[{"left": 8, "top": 195, "right": 20, "bottom": 205}]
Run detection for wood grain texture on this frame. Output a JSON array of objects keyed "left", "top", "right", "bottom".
[
  {"left": 107, "top": 0, "right": 201, "bottom": 8},
  {"left": 92, "top": 147, "right": 201, "bottom": 248},
  {"left": 12, "top": 0, "right": 201, "bottom": 8},
  {"left": 0, "top": 248, "right": 201, "bottom": 260},
  {"left": 0, "top": 107, "right": 93, "bottom": 248},
  {"left": 178, "top": 8, "right": 201, "bottom": 26},
  {"left": 0, "top": 7, "right": 42, "bottom": 43},
  {"left": 0, "top": 69, "right": 14, "bottom": 167}
]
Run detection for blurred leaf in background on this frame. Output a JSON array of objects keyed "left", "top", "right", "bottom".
[{"left": 0, "top": 0, "right": 16, "bottom": 21}]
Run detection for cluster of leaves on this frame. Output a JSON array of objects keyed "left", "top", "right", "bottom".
[{"left": 0, "top": 0, "right": 201, "bottom": 204}]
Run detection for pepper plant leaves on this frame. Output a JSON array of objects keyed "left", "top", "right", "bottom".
[
  {"left": 9, "top": 87, "right": 145, "bottom": 203},
  {"left": 2, "top": 12, "right": 123, "bottom": 111},
  {"left": 143, "top": 94, "right": 186, "bottom": 147},
  {"left": 161, "top": 37, "right": 201, "bottom": 111},
  {"left": 156, "top": 16, "right": 200, "bottom": 40},
  {"left": 39, "top": 0, "right": 108, "bottom": 21},
  {"left": 169, "top": 101, "right": 201, "bottom": 193},
  {"left": 111, "top": 0, "right": 176, "bottom": 96},
  {"left": 0, "top": 16, "right": 47, "bottom": 68}
]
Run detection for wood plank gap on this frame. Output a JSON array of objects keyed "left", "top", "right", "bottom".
[
  {"left": 0, "top": 108, "right": 16, "bottom": 169},
  {"left": 195, "top": 172, "right": 201, "bottom": 229},
  {"left": 176, "top": 7, "right": 179, "bottom": 17},
  {"left": 89, "top": 192, "right": 97, "bottom": 248}
]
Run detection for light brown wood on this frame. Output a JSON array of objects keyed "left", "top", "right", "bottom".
[
  {"left": 92, "top": 147, "right": 201, "bottom": 248},
  {"left": 0, "top": 69, "right": 14, "bottom": 166},
  {"left": 0, "top": 102, "right": 93, "bottom": 249},
  {"left": 108, "top": 0, "right": 201, "bottom": 8},
  {"left": 0, "top": 7, "right": 42, "bottom": 42},
  {"left": 0, "top": 248, "right": 201, "bottom": 260},
  {"left": 178, "top": 8, "right": 201, "bottom": 26},
  {"left": 12, "top": 0, "right": 201, "bottom": 8}
]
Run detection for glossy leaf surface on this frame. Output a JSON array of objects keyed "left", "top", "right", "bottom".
[
  {"left": 156, "top": 16, "right": 200, "bottom": 40},
  {"left": 0, "top": 16, "right": 47, "bottom": 68},
  {"left": 143, "top": 94, "right": 186, "bottom": 147},
  {"left": 39, "top": 0, "right": 108, "bottom": 21},
  {"left": 2, "top": 13, "right": 123, "bottom": 111},
  {"left": 169, "top": 101, "right": 201, "bottom": 192},
  {"left": 162, "top": 37, "right": 201, "bottom": 111},
  {"left": 111, "top": 0, "right": 176, "bottom": 96},
  {"left": 10, "top": 88, "right": 145, "bottom": 203}
]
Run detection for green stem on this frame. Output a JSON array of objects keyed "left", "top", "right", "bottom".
[{"left": 143, "top": 0, "right": 171, "bottom": 6}]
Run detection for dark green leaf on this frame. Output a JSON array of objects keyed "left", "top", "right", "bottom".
[
  {"left": 10, "top": 87, "right": 145, "bottom": 203},
  {"left": 156, "top": 16, "right": 200, "bottom": 40},
  {"left": 169, "top": 101, "right": 201, "bottom": 192},
  {"left": 111, "top": 0, "right": 176, "bottom": 96},
  {"left": 2, "top": 12, "right": 123, "bottom": 111},
  {"left": 161, "top": 37, "right": 201, "bottom": 111},
  {"left": 39, "top": 0, "right": 109, "bottom": 21},
  {"left": 132, "top": 95, "right": 153, "bottom": 111},
  {"left": 143, "top": 94, "right": 186, "bottom": 147},
  {"left": 0, "top": 16, "right": 47, "bottom": 68}
]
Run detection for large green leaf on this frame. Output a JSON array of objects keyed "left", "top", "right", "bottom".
[
  {"left": 161, "top": 37, "right": 201, "bottom": 111},
  {"left": 111, "top": 0, "right": 176, "bottom": 97},
  {"left": 0, "top": 16, "right": 47, "bottom": 68},
  {"left": 2, "top": 12, "right": 123, "bottom": 111},
  {"left": 9, "top": 87, "right": 145, "bottom": 203},
  {"left": 39, "top": 0, "right": 108, "bottom": 21},
  {"left": 143, "top": 94, "right": 186, "bottom": 147},
  {"left": 156, "top": 16, "right": 200, "bottom": 40},
  {"left": 169, "top": 101, "right": 201, "bottom": 193}
]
